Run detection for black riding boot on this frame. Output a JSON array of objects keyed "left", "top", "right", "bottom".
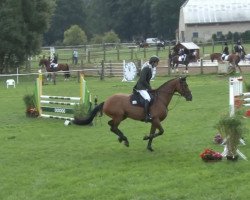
[{"left": 144, "top": 100, "right": 152, "bottom": 122}]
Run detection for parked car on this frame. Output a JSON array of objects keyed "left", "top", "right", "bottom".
[{"left": 146, "top": 38, "right": 161, "bottom": 46}]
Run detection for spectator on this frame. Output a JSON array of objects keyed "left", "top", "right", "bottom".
[{"left": 73, "top": 50, "right": 78, "bottom": 65}]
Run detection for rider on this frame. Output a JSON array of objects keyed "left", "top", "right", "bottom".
[
  {"left": 234, "top": 40, "right": 244, "bottom": 55},
  {"left": 221, "top": 42, "right": 229, "bottom": 60},
  {"left": 179, "top": 48, "right": 187, "bottom": 61},
  {"left": 133, "top": 56, "right": 160, "bottom": 122},
  {"left": 50, "top": 53, "right": 58, "bottom": 69}
]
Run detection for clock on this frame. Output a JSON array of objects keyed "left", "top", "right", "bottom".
[
  {"left": 123, "top": 62, "right": 137, "bottom": 81},
  {"left": 142, "top": 61, "right": 156, "bottom": 80}
]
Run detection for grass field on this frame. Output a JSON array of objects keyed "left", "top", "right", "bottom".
[{"left": 1, "top": 74, "right": 250, "bottom": 200}]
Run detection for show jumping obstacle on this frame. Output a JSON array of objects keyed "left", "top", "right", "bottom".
[
  {"left": 35, "top": 73, "right": 91, "bottom": 120},
  {"left": 223, "top": 76, "right": 247, "bottom": 160},
  {"left": 229, "top": 76, "right": 250, "bottom": 116}
]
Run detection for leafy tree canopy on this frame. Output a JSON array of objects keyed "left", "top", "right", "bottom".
[
  {"left": 0, "top": 0, "right": 53, "bottom": 73},
  {"left": 63, "top": 25, "right": 87, "bottom": 45}
]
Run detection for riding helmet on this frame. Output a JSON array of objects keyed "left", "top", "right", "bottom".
[{"left": 149, "top": 56, "right": 160, "bottom": 64}]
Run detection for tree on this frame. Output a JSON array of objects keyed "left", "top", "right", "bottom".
[
  {"left": 103, "top": 31, "right": 120, "bottom": 43},
  {"left": 90, "top": 34, "right": 104, "bottom": 44},
  {"left": 44, "top": 0, "right": 86, "bottom": 45},
  {"left": 150, "top": 0, "right": 185, "bottom": 40},
  {"left": 0, "top": 0, "right": 54, "bottom": 73},
  {"left": 63, "top": 25, "right": 87, "bottom": 45}
]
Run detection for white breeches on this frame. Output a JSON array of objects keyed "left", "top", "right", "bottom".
[{"left": 138, "top": 90, "right": 151, "bottom": 101}]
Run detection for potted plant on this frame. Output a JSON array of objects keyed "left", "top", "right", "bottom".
[
  {"left": 73, "top": 103, "right": 93, "bottom": 126},
  {"left": 216, "top": 114, "right": 245, "bottom": 161},
  {"left": 23, "top": 94, "right": 39, "bottom": 117}
]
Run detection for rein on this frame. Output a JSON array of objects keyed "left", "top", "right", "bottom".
[
  {"left": 154, "top": 90, "right": 183, "bottom": 111},
  {"left": 168, "top": 93, "right": 182, "bottom": 111}
]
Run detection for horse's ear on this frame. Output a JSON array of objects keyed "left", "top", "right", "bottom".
[{"left": 179, "top": 76, "right": 187, "bottom": 81}]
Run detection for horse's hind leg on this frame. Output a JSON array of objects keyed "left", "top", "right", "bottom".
[
  {"left": 184, "top": 65, "right": 188, "bottom": 74},
  {"left": 108, "top": 120, "right": 129, "bottom": 147}
]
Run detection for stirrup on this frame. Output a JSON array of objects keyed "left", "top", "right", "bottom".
[{"left": 144, "top": 115, "right": 152, "bottom": 123}]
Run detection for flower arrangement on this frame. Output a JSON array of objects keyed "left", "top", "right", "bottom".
[
  {"left": 23, "top": 94, "right": 39, "bottom": 118},
  {"left": 200, "top": 148, "right": 222, "bottom": 162},
  {"left": 26, "top": 107, "right": 39, "bottom": 118},
  {"left": 216, "top": 114, "right": 244, "bottom": 159},
  {"left": 213, "top": 133, "right": 223, "bottom": 144}
]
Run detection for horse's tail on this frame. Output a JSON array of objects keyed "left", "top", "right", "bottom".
[
  {"left": 72, "top": 102, "right": 104, "bottom": 125},
  {"left": 210, "top": 54, "right": 214, "bottom": 62},
  {"left": 65, "top": 64, "right": 70, "bottom": 78}
]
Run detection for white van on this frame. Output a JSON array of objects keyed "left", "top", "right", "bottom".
[{"left": 146, "top": 38, "right": 159, "bottom": 45}]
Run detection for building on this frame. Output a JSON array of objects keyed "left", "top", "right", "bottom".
[{"left": 178, "top": 0, "right": 250, "bottom": 42}]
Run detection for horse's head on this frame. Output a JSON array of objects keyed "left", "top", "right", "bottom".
[
  {"left": 39, "top": 58, "right": 50, "bottom": 68},
  {"left": 39, "top": 58, "right": 45, "bottom": 67},
  {"left": 177, "top": 77, "right": 192, "bottom": 101}
]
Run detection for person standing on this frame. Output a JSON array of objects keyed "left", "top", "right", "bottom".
[
  {"left": 73, "top": 50, "right": 78, "bottom": 65},
  {"left": 133, "top": 56, "right": 160, "bottom": 122}
]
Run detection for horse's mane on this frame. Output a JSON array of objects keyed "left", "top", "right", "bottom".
[{"left": 156, "top": 77, "right": 179, "bottom": 91}]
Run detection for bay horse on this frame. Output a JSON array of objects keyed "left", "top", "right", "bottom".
[
  {"left": 73, "top": 77, "right": 192, "bottom": 151},
  {"left": 138, "top": 41, "right": 149, "bottom": 49},
  {"left": 39, "top": 58, "right": 70, "bottom": 80},
  {"left": 170, "top": 53, "right": 195, "bottom": 74},
  {"left": 210, "top": 53, "right": 222, "bottom": 62},
  {"left": 210, "top": 53, "right": 242, "bottom": 72}
]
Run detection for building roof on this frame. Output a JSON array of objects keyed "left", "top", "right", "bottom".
[
  {"left": 180, "top": 42, "right": 200, "bottom": 50},
  {"left": 182, "top": 0, "right": 250, "bottom": 24}
]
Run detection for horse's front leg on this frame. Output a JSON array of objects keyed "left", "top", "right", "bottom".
[
  {"left": 143, "top": 125, "right": 156, "bottom": 151},
  {"left": 184, "top": 64, "right": 189, "bottom": 74},
  {"left": 176, "top": 63, "right": 179, "bottom": 73},
  {"left": 143, "top": 120, "right": 164, "bottom": 151}
]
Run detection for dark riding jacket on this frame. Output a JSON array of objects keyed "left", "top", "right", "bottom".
[
  {"left": 223, "top": 46, "right": 229, "bottom": 55},
  {"left": 134, "top": 65, "right": 152, "bottom": 90},
  {"left": 234, "top": 45, "right": 244, "bottom": 53},
  {"left": 52, "top": 56, "right": 58, "bottom": 64}
]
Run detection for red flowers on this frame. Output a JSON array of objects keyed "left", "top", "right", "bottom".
[
  {"left": 200, "top": 148, "right": 222, "bottom": 162},
  {"left": 26, "top": 107, "right": 39, "bottom": 117},
  {"left": 214, "top": 133, "right": 223, "bottom": 144}
]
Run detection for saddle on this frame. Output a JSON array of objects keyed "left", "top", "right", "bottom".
[
  {"left": 222, "top": 55, "right": 229, "bottom": 61},
  {"left": 178, "top": 55, "right": 186, "bottom": 62},
  {"left": 130, "top": 90, "right": 154, "bottom": 107},
  {"left": 50, "top": 63, "right": 58, "bottom": 69}
]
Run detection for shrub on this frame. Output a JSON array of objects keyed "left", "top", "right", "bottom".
[{"left": 73, "top": 103, "right": 90, "bottom": 119}]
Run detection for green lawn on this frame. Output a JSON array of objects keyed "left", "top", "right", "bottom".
[{"left": 0, "top": 74, "right": 250, "bottom": 200}]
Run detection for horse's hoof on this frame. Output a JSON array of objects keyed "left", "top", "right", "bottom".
[
  {"left": 147, "top": 147, "right": 154, "bottom": 152},
  {"left": 118, "top": 138, "right": 123, "bottom": 143},
  {"left": 143, "top": 136, "right": 149, "bottom": 140},
  {"left": 124, "top": 140, "right": 129, "bottom": 147}
]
